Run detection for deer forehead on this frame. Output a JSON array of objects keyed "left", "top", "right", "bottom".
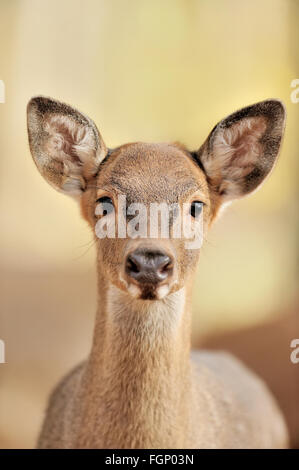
[{"left": 95, "top": 142, "right": 209, "bottom": 203}]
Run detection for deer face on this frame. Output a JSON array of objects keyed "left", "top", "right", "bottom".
[
  {"left": 27, "top": 97, "right": 285, "bottom": 300},
  {"left": 81, "top": 142, "right": 211, "bottom": 300}
]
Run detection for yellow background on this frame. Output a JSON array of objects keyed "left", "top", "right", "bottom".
[{"left": 0, "top": 0, "right": 298, "bottom": 448}]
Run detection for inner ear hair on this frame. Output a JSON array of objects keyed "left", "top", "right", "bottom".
[
  {"left": 27, "top": 96, "right": 107, "bottom": 196},
  {"left": 194, "top": 99, "right": 286, "bottom": 202}
]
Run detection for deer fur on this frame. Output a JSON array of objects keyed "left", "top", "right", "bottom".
[{"left": 27, "top": 96, "right": 288, "bottom": 449}]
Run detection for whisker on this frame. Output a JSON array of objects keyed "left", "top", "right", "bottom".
[{"left": 72, "top": 237, "right": 97, "bottom": 261}]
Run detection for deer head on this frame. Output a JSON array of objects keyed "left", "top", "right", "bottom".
[{"left": 27, "top": 97, "right": 285, "bottom": 301}]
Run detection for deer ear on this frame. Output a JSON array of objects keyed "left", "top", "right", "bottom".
[
  {"left": 27, "top": 96, "right": 107, "bottom": 196},
  {"left": 195, "top": 100, "right": 286, "bottom": 203}
]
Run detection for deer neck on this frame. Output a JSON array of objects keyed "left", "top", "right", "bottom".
[{"left": 76, "top": 268, "right": 194, "bottom": 448}]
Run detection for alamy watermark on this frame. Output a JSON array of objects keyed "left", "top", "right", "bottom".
[
  {"left": 94, "top": 195, "right": 204, "bottom": 249},
  {"left": 290, "top": 79, "right": 299, "bottom": 104},
  {"left": 290, "top": 339, "right": 299, "bottom": 364}
]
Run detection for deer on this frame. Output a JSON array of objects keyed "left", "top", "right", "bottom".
[{"left": 27, "top": 96, "right": 288, "bottom": 449}]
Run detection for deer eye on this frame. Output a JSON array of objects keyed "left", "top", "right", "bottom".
[
  {"left": 190, "top": 201, "right": 203, "bottom": 218},
  {"left": 96, "top": 196, "right": 114, "bottom": 215}
]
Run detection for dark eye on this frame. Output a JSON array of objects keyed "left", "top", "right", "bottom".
[
  {"left": 96, "top": 196, "right": 114, "bottom": 215},
  {"left": 190, "top": 201, "right": 203, "bottom": 218}
]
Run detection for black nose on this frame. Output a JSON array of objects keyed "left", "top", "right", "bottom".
[{"left": 125, "top": 249, "right": 173, "bottom": 285}]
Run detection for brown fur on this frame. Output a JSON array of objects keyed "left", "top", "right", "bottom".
[{"left": 27, "top": 97, "right": 288, "bottom": 448}]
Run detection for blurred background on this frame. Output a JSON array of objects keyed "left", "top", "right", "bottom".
[{"left": 0, "top": 0, "right": 298, "bottom": 448}]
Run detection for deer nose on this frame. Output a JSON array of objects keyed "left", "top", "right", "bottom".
[{"left": 125, "top": 249, "right": 173, "bottom": 285}]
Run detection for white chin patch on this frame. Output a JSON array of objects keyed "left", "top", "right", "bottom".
[
  {"left": 127, "top": 283, "right": 170, "bottom": 300},
  {"left": 128, "top": 284, "right": 141, "bottom": 299},
  {"left": 156, "top": 285, "right": 170, "bottom": 300}
]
